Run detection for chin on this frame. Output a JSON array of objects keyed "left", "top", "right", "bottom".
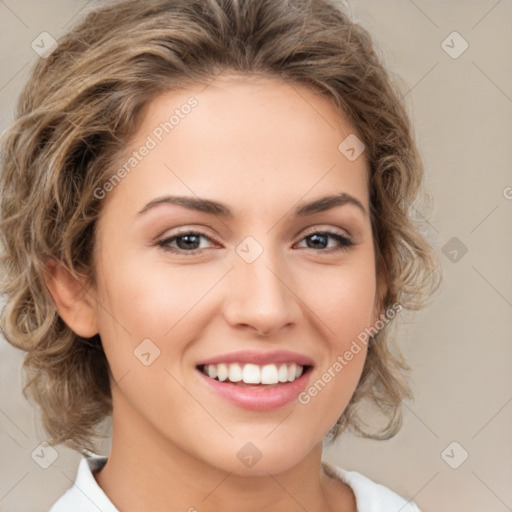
[{"left": 196, "top": 432, "right": 318, "bottom": 477}]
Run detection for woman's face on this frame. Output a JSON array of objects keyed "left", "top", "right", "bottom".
[{"left": 90, "top": 73, "right": 381, "bottom": 475}]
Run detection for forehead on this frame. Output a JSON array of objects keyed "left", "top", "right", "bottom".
[{"left": 102, "top": 73, "right": 370, "bottom": 219}]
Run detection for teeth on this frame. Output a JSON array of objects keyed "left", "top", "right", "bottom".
[
  {"left": 260, "top": 364, "right": 278, "bottom": 385},
  {"left": 278, "top": 364, "right": 289, "bottom": 383},
  {"left": 228, "top": 363, "right": 243, "bottom": 382},
  {"left": 287, "top": 363, "right": 297, "bottom": 382},
  {"left": 200, "top": 362, "right": 307, "bottom": 385},
  {"left": 207, "top": 365, "right": 218, "bottom": 379},
  {"left": 242, "top": 363, "right": 260, "bottom": 384},
  {"left": 217, "top": 363, "right": 228, "bottom": 382}
]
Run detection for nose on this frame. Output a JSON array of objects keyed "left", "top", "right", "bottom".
[{"left": 223, "top": 245, "right": 302, "bottom": 338}]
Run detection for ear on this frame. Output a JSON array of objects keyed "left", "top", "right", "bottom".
[{"left": 43, "top": 258, "right": 99, "bottom": 338}]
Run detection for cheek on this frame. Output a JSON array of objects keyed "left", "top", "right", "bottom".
[
  {"left": 97, "top": 252, "right": 200, "bottom": 329},
  {"left": 298, "top": 256, "right": 377, "bottom": 349},
  {"left": 93, "top": 253, "right": 220, "bottom": 367},
  {"left": 289, "top": 260, "right": 375, "bottom": 420}
]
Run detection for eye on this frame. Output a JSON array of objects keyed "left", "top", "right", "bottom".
[
  {"left": 294, "top": 230, "right": 355, "bottom": 253},
  {"left": 156, "top": 228, "right": 355, "bottom": 255},
  {"left": 156, "top": 230, "right": 217, "bottom": 255}
]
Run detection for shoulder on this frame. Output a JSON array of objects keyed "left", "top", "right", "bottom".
[
  {"left": 322, "top": 461, "right": 422, "bottom": 512},
  {"left": 47, "top": 455, "right": 118, "bottom": 512}
]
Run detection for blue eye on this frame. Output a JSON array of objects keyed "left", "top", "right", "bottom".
[
  {"left": 296, "top": 231, "right": 354, "bottom": 252},
  {"left": 156, "top": 230, "right": 354, "bottom": 255},
  {"left": 157, "top": 231, "right": 212, "bottom": 254}
]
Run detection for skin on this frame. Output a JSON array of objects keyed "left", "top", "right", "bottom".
[{"left": 44, "top": 72, "right": 387, "bottom": 512}]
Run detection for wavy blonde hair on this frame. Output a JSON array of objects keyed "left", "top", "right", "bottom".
[{"left": 0, "top": 0, "right": 441, "bottom": 454}]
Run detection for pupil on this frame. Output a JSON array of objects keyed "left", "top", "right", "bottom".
[
  {"left": 178, "top": 234, "right": 200, "bottom": 250},
  {"left": 308, "top": 233, "right": 327, "bottom": 249}
]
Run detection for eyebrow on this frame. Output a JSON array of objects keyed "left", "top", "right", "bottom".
[{"left": 137, "top": 192, "right": 367, "bottom": 218}]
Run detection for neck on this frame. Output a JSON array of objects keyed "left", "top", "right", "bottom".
[{"left": 94, "top": 387, "right": 355, "bottom": 512}]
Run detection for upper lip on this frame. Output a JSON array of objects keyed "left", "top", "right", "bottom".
[{"left": 196, "top": 350, "right": 314, "bottom": 367}]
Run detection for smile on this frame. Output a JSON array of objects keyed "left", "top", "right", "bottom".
[
  {"left": 194, "top": 349, "right": 315, "bottom": 410},
  {"left": 198, "top": 362, "right": 307, "bottom": 385}
]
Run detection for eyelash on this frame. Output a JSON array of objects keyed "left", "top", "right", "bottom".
[{"left": 156, "top": 229, "right": 355, "bottom": 255}]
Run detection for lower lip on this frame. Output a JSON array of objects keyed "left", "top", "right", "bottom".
[{"left": 197, "top": 367, "right": 313, "bottom": 411}]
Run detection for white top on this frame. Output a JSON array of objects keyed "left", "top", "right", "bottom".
[{"left": 48, "top": 455, "right": 421, "bottom": 512}]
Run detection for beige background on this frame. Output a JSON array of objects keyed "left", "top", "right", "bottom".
[{"left": 0, "top": 1, "right": 511, "bottom": 511}]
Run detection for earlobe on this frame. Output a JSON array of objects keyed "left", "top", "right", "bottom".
[{"left": 43, "top": 258, "right": 99, "bottom": 338}]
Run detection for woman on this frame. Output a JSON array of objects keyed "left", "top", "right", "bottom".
[{"left": 0, "top": 0, "right": 441, "bottom": 510}]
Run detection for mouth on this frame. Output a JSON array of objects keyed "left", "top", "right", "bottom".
[
  {"left": 196, "top": 362, "right": 314, "bottom": 387},
  {"left": 195, "top": 353, "right": 314, "bottom": 411}
]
